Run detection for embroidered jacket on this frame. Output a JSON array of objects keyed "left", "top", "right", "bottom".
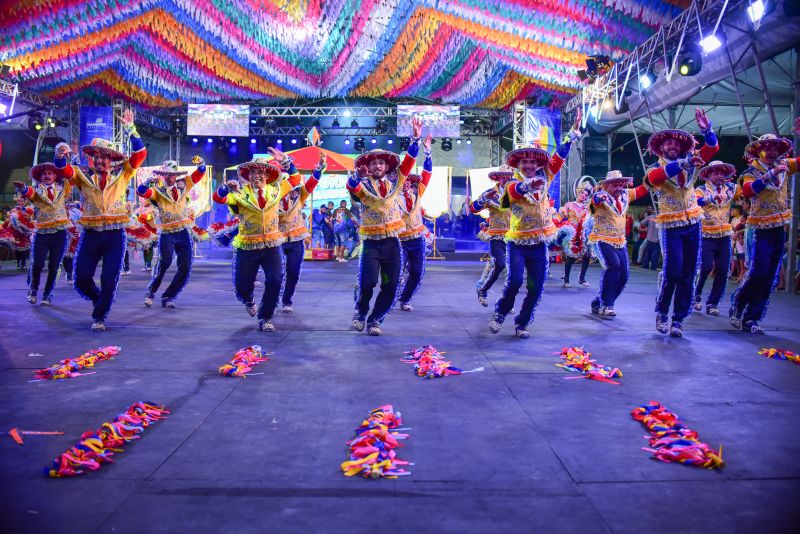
[
  {"left": 588, "top": 185, "right": 648, "bottom": 248},
  {"left": 136, "top": 165, "right": 206, "bottom": 233},
  {"left": 741, "top": 158, "right": 800, "bottom": 229},
  {"left": 470, "top": 186, "right": 510, "bottom": 241},
  {"left": 397, "top": 152, "right": 433, "bottom": 240},
  {"left": 695, "top": 181, "right": 736, "bottom": 237},
  {"left": 20, "top": 181, "right": 72, "bottom": 233},
  {"left": 279, "top": 165, "right": 321, "bottom": 242}
]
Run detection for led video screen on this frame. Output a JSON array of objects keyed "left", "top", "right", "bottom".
[
  {"left": 187, "top": 104, "right": 250, "bottom": 137},
  {"left": 397, "top": 105, "right": 460, "bottom": 138}
]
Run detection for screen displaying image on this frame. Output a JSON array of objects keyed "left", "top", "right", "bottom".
[
  {"left": 187, "top": 104, "right": 250, "bottom": 137},
  {"left": 397, "top": 105, "right": 460, "bottom": 138}
]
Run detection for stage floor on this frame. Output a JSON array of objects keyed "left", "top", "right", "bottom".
[{"left": 1, "top": 258, "right": 799, "bottom": 533}]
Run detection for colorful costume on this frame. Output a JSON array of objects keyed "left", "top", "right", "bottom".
[
  {"left": 693, "top": 161, "right": 737, "bottom": 315},
  {"left": 587, "top": 171, "right": 648, "bottom": 315},
  {"left": 644, "top": 125, "right": 718, "bottom": 336},
  {"left": 62, "top": 205, "right": 82, "bottom": 284},
  {"left": 7, "top": 202, "right": 35, "bottom": 270},
  {"left": 730, "top": 135, "right": 798, "bottom": 334},
  {"left": 137, "top": 160, "right": 206, "bottom": 307},
  {"left": 558, "top": 176, "right": 595, "bottom": 287},
  {"left": 56, "top": 126, "right": 147, "bottom": 330},
  {"left": 396, "top": 149, "right": 433, "bottom": 311},
  {"left": 470, "top": 167, "right": 512, "bottom": 307}
]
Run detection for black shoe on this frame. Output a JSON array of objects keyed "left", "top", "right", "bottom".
[
  {"left": 656, "top": 314, "right": 669, "bottom": 334},
  {"left": 669, "top": 321, "right": 683, "bottom": 338},
  {"left": 742, "top": 320, "right": 764, "bottom": 335}
]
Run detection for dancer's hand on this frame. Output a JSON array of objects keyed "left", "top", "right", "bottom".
[
  {"left": 423, "top": 134, "right": 432, "bottom": 153},
  {"left": 689, "top": 155, "right": 705, "bottom": 167},
  {"left": 695, "top": 108, "right": 711, "bottom": 131},
  {"left": 268, "top": 147, "right": 287, "bottom": 163},
  {"left": 12, "top": 181, "right": 25, "bottom": 191},
  {"left": 121, "top": 109, "right": 135, "bottom": 126},
  {"left": 411, "top": 116, "right": 423, "bottom": 139},
  {"left": 357, "top": 164, "right": 369, "bottom": 178},
  {"left": 225, "top": 180, "right": 240, "bottom": 192}
]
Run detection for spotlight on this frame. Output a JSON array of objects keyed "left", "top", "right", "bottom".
[
  {"left": 332, "top": 118, "right": 340, "bottom": 128},
  {"left": 47, "top": 117, "right": 56, "bottom": 127},
  {"left": 639, "top": 70, "right": 656, "bottom": 90},
  {"left": 387, "top": 139, "right": 393, "bottom": 145},
  {"left": 699, "top": 35, "right": 721, "bottom": 53},
  {"left": 354, "top": 137, "right": 366, "bottom": 152},
  {"left": 678, "top": 51, "right": 702, "bottom": 76},
  {"left": 459, "top": 119, "right": 465, "bottom": 124},
  {"left": 251, "top": 118, "right": 257, "bottom": 124},
  {"left": 207, "top": 138, "right": 213, "bottom": 143},
  {"left": 291, "top": 138, "right": 297, "bottom": 144},
  {"left": 466, "top": 137, "right": 472, "bottom": 145},
  {"left": 192, "top": 137, "right": 198, "bottom": 144},
  {"left": 343, "top": 109, "right": 352, "bottom": 117},
  {"left": 400, "top": 138, "right": 410, "bottom": 151},
  {"left": 28, "top": 113, "right": 44, "bottom": 131},
  {"left": 231, "top": 138, "right": 237, "bottom": 144},
  {"left": 344, "top": 137, "right": 351, "bottom": 145},
  {"left": 456, "top": 139, "right": 462, "bottom": 144},
  {"left": 312, "top": 119, "right": 321, "bottom": 128},
  {"left": 441, "top": 138, "right": 453, "bottom": 151},
  {"left": 276, "top": 139, "right": 283, "bottom": 144},
  {"left": 370, "top": 138, "right": 377, "bottom": 144},
  {"left": 250, "top": 138, "right": 256, "bottom": 144},
  {"left": 747, "top": 0, "right": 766, "bottom": 22},
  {"left": 376, "top": 119, "right": 387, "bottom": 134},
  {"left": 351, "top": 119, "right": 359, "bottom": 128}
]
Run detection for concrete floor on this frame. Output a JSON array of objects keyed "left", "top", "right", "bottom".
[{"left": 1, "top": 256, "right": 799, "bottom": 533}]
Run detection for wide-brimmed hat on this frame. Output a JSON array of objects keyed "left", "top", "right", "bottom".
[
  {"left": 699, "top": 160, "right": 736, "bottom": 180},
  {"left": 152, "top": 160, "right": 188, "bottom": 177},
  {"left": 237, "top": 157, "right": 282, "bottom": 183},
  {"left": 29, "top": 162, "right": 62, "bottom": 182},
  {"left": 597, "top": 170, "right": 633, "bottom": 188},
  {"left": 745, "top": 134, "right": 792, "bottom": 159},
  {"left": 405, "top": 173, "right": 421, "bottom": 185},
  {"left": 489, "top": 164, "right": 514, "bottom": 182},
  {"left": 647, "top": 129, "right": 697, "bottom": 157},
  {"left": 82, "top": 138, "right": 126, "bottom": 161},
  {"left": 354, "top": 149, "right": 400, "bottom": 174},
  {"left": 505, "top": 145, "right": 550, "bottom": 169},
  {"left": 573, "top": 175, "right": 596, "bottom": 197}
]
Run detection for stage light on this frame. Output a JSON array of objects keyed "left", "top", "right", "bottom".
[
  {"left": 344, "top": 137, "right": 351, "bottom": 145},
  {"left": 47, "top": 117, "right": 56, "bottom": 127},
  {"left": 387, "top": 138, "right": 393, "bottom": 145},
  {"left": 400, "top": 138, "right": 410, "bottom": 151},
  {"left": 230, "top": 138, "right": 237, "bottom": 144},
  {"left": 332, "top": 118, "right": 340, "bottom": 128},
  {"left": 251, "top": 118, "right": 257, "bottom": 124},
  {"left": 354, "top": 137, "right": 366, "bottom": 152},
  {"left": 459, "top": 119, "right": 465, "bottom": 124},
  {"left": 456, "top": 139, "right": 462, "bottom": 144},
  {"left": 343, "top": 109, "right": 352, "bottom": 117},
  {"left": 376, "top": 119, "right": 387, "bottom": 134},
  {"left": 748, "top": 0, "right": 766, "bottom": 22},
  {"left": 192, "top": 137, "right": 198, "bottom": 144},
  {"left": 699, "top": 35, "right": 722, "bottom": 53},
  {"left": 28, "top": 113, "right": 44, "bottom": 131},
  {"left": 370, "top": 137, "right": 377, "bottom": 144},
  {"left": 350, "top": 119, "right": 359, "bottom": 128},
  {"left": 291, "top": 138, "right": 297, "bottom": 144},
  {"left": 639, "top": 71, "right": 656, "bottom": 90},
  {"left": 602, "top": 99, "right": 613, "bottom": 110},
  {"left": 250, "top": 138, "right": 256, "bottom": 144},
  {"left": 276, "top": 138, "right": 283, "bottom": 144},
  {"left": 441, "top": 138, "right": 453, "bottom": 151},
  {"left": 678, "top": 51, "right": 702, "bottom": 76},
  {"left": 312, "top": 119, "right": 321, "bottom": 128},
  {"left": 466, "top": 137, "right": 472, "bottom": 145},
  {"left": 207, "top": 138, "right": 213, "bottom": 143}
]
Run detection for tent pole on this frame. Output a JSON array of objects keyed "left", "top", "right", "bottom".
[
  {"left": 785, "top": 47, "right": 800, "bottom": 293},
  {"left": 724, "top": 38, "right": 753, "bottom": 141},
  {"left": 748, "top": 27, "right": 780, "bottom": 134}
]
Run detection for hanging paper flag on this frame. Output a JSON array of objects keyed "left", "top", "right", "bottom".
[
  {"left": 341, "top": 405, "right": 412, "bottom": 479},
  {"left": 306, "top": 126, "right": 321, "bottom": 147}
]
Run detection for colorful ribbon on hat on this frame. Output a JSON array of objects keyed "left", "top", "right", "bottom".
[
  {"left": 34, "top": 346, "right": 121, "bottom": 380},
  {"left": 401, "top": 345, "right": 462, "bottom": 379},
  {"left": 341, "top": 405, "right": 411, "bottom": 479},
  {"left": 631, "top": 401, "right": 724, "bottom": 469},
  {"left": 758, "top": 348, "right": 800, "bottom": 365},
  {"left": 218, "top": 345, "right": 269, "bottom": 377},
  {"left": 45, "top": 401, "right": 169, "bottom": 478},
  {"left": 555, "top": 347, "right": 622, "bottom": 384}
]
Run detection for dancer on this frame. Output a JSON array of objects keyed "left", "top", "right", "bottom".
[
  {"left": 693, "top": 160, "right": 737, "bottom": 316},
  {"left": 135, "top": 204, "right": 158, "bottom": 271},
  {"left": 213, "top": 155, "right": 299, "bottom": 332},
  {"left": 587, "top": 171, "right": 648, "bottom": 317},
  {"left": 278, "top": 151, "right": 326, "bottom": 314},
  {"left": 347, "top": 116, "right": 423, "bottom": 336},
  {"left": 490, "top": 113, "right": 582, "bottom": 338},
  {"left": 644, "top": 108, "right": 718, "bottom": 337},
  {"left": 55, "top": 109, "right": 147, "bottom": 331},
  {"left": 13, "top": 159, "right": 72, "bottom": 305},
  {"left": 397, "top": 134, "right": 433, "bottom": 312},
  {"left": 136, "top": 158, "right": 206, "bottom": 309},
  {"left": 558, "top": 176, "right": 595, "bottom": 288},
  {"left": 6, "top": 196, "right": 35, "bottom": 271},
  {"left": 470, "top": 165, "right": 513, "bottom": 307},
  {"left": 730, "top": 134, "right": 799, "bottom": 334},
  {"left": 62, "top": 202, "right": 82, "bottom": 286}
]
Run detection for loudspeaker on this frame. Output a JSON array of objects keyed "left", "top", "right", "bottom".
[{"left": 435, "top": 238, "right": 455, "bottom": 252}]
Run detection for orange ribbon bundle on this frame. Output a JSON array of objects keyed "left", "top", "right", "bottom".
[
  {"left": 758, "top": 348, "right": 800, "bottom": 365},
  {"left": 555, "top": 346, "right": 622, "bottom": 384},
  {"left": 631, "top": 401, "right": 724, "bottom": 469},
  {"left": 401, "top": 345, "right": 462, "bottom": 379},
  {"left": 341, "top": 405, "right": 412, "bottom": 479},
  {"left": 218, "top": 345, "right": 269, "bottom": 377},
  {"left": 34, "top": 346, "right": 121, "bottom": 380},
  {"left": 45, "top": 401, "right": 169, "bottom": 478}
]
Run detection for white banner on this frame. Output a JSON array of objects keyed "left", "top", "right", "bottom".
[{"left": 420, "top": 165, "right": 451, "bottom": 218}]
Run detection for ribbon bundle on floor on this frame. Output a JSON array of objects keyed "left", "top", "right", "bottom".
[
  {"left": 555, "top": 346, "right": 622, "bottom": 384},
  {"left": 758, "top": 348, "right": 800, "bottom": 365},
  {"left": 218, "top": 345, "right": 269, "bottom": 377},
  {"left": 341, "top": 405, "right": 411, "bottom": 479},
  {"left": 45, "top": 401, "right": 169, "bottom": 478},
  {"left": 631, "top": 401, "right": 724, "bottom": 469},
  {"left": 34, "top": 346, "right": 121, "bottom": 380},
  {"left": 402, "top": 345, "right": 462, "bottom": 379}
]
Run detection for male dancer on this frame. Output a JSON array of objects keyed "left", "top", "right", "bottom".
[
  {"left": 470, "top": 165, "right": 512, "bottom": 307},
  {"left": 397, "top": 135, "right": 433, "bottom": 312},
  {"left": 13, "top": 160, "right": 71, "bottom": 305},
  {"left": 55, "top": 109, "right": 146, "bottom": 331},
  {"left": 347, "top": 116, "right": 423, "bottom": 335},
  {"left": 213, "top": 156, "right": 299, "bottom": 332},
  {"left": 490, "top": 113, "right": 581, "bottom": 338},
  {"left": 278, "top": 151, "right": 326, "bottom": 314},
  {"left": 62, "top": 202, "right": 82, "bottom": 286},
  {"left": 587, "top": 171, "right": 648, "bottom": 317},
  {"left": 137, "top": 158, "right": 206, "bottom": 308},
  {"left": 693, "top": 160, "right": 737, "bottom": 316},
  {"left": 558, "top": 176, "right": 594, "bottom": 288},
  {"left": 730, "top": 133, "right": 799, "bottom": 334},
  {"left": 644, "top": 108, "right": 718, "bottom": 337},
  {"left": 6, "top": 196, "right": 34, "bottom": 270}
]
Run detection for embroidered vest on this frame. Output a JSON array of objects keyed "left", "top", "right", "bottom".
[
  {"left": 29, "top": 182, "right": 72, "bottom": 233},
  {"left": 645, "top": 159, "right": 704, "bottom": 228},
  {"left": 278, "top": 190, "right": 311, "bottom": 242},
  {"left": 147, "top": 180, "right": 199, "bottom": 233},
  {"left": 588, "top": 190, "right": 631, "bottom": 248},
  {"left": 397, "top": 187, "right": 426, "bottom": 240},
  {"left": 71, "top": 165, "right": 135, "bottom": 231},
  {"left": 697, "top": 182, "right": 735, "bottom": 237},
  {"left": 356, "top": 175, "right": 406, "bottom": 239},
  {"left": 742, "top": 159, "right": 796, "bottom": 229},
  {"left": 226, "top": 181, "right": 292, "bottom": 249}
]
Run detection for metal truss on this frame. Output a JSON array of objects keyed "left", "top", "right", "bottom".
[{"left": 0, "top": 79, "right": 53, "bottom": 109}]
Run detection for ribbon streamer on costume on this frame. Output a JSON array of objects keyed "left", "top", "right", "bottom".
[
  {"left": 33, "top": 346, "right": 121, "bottom": 381},
  {"left": 555, "top": 346, "right": 622, "bottom": 384},
  {"left": 631, "top": 401, "right": 724, "bottom": 469},
  {"left": 218, "top": 345, "right": 270, "bottom": 377},
  {"left": 44, "top": 401, "right": 169, "bottom": 478},
  {"left": 341, "top": 405, "right": 412, "bottom": 479},
  {"left": 758, "top": 348, "right": 800, "bottom": 365},
  {"left": 401, "top": 345, "right": 462, "bottom": 379}
]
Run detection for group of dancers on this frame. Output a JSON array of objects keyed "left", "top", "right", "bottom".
[{"left": 10, "top": 109, "right": 798, "bottom": 338}]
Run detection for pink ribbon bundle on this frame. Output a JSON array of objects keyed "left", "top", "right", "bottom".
[
  {"left": 45, "top": 401, "right": 169, "bottom": 478},
  {"left": 218, "top": 345, "right": 270, "bottom": 377},
  {"left": 401, "top": 345, "right": 462, "bottom": 379},
  {"left": 758, "top": 348, "right": 800, "bottom": 365},
  {"left": 341, "top": 405, "right": 412, "bottom": 479},
  {"left": 34, "top": 346, "right": 121, "bottom": 380},
  {"left": 555, "top": 346, "right": 622, "bottom": 384},
  {"left": 631, "top": 401, "right": 724, "bottom": 469}
]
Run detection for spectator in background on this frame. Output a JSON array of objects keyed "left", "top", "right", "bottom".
[
  {"left": 633, "top": 212, "right": 648, "bottom": 265},
  {"left": 438, "top": 212, "right": 453, "bottom": 237},
  {"left": 333, "top": 200, "right": 353, "bottom": 262},
  {"left": 321, "top": 205, "right": 334, "bottom": 249},
  {"left": 730, "top": 205, "right": 746, "bottom": 282},
  {"left": 311, "top": 206, "right": 326, "bottom": 248},
  {"left": 642, "top": 211, "right": 661, "bottom": 270}
]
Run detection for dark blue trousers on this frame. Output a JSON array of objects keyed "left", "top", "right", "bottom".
[
  {"left": 399, "top": 236, "right": 426, "bottom": 304},
  {"left": 564, "top": 253, "right": 590, "bottom": 284},
  {"left": 495, "top": 241, "right": 547, "bottom": 329},
  {"left": 593, "top": 242, "right": 629, "bottom": 309},
  {"left": 355, "top": 237, "right": 402, "bottom": 325},
  {"left": 695, "top": 236, "right": 731, "bottom": 308},
  {"left": 148, "top": 229, "right": 193, "bottom": 300},
  {"left": 281, "top": 240, "right": 305, "bottom": 306},
  {"left": 233, "top": 245, "right": 283, "bottom": 321},
  {"left": 477, "top": 239, "right": 507, "bottom": 295},
  {"left": 28, "top": 230, "right": 67, "bottom": 298},
  {"left": 74, "top": 228, "right": 126, "bottom": 322},
  {"left": 642, "top": 241, "right": 661, "bottom": 270},
  {"left": 731, "top": 226, "right": 784, "bottom": 323},
  {"left": 655, "top": 222, "right": 701, "bottom": 322}
]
